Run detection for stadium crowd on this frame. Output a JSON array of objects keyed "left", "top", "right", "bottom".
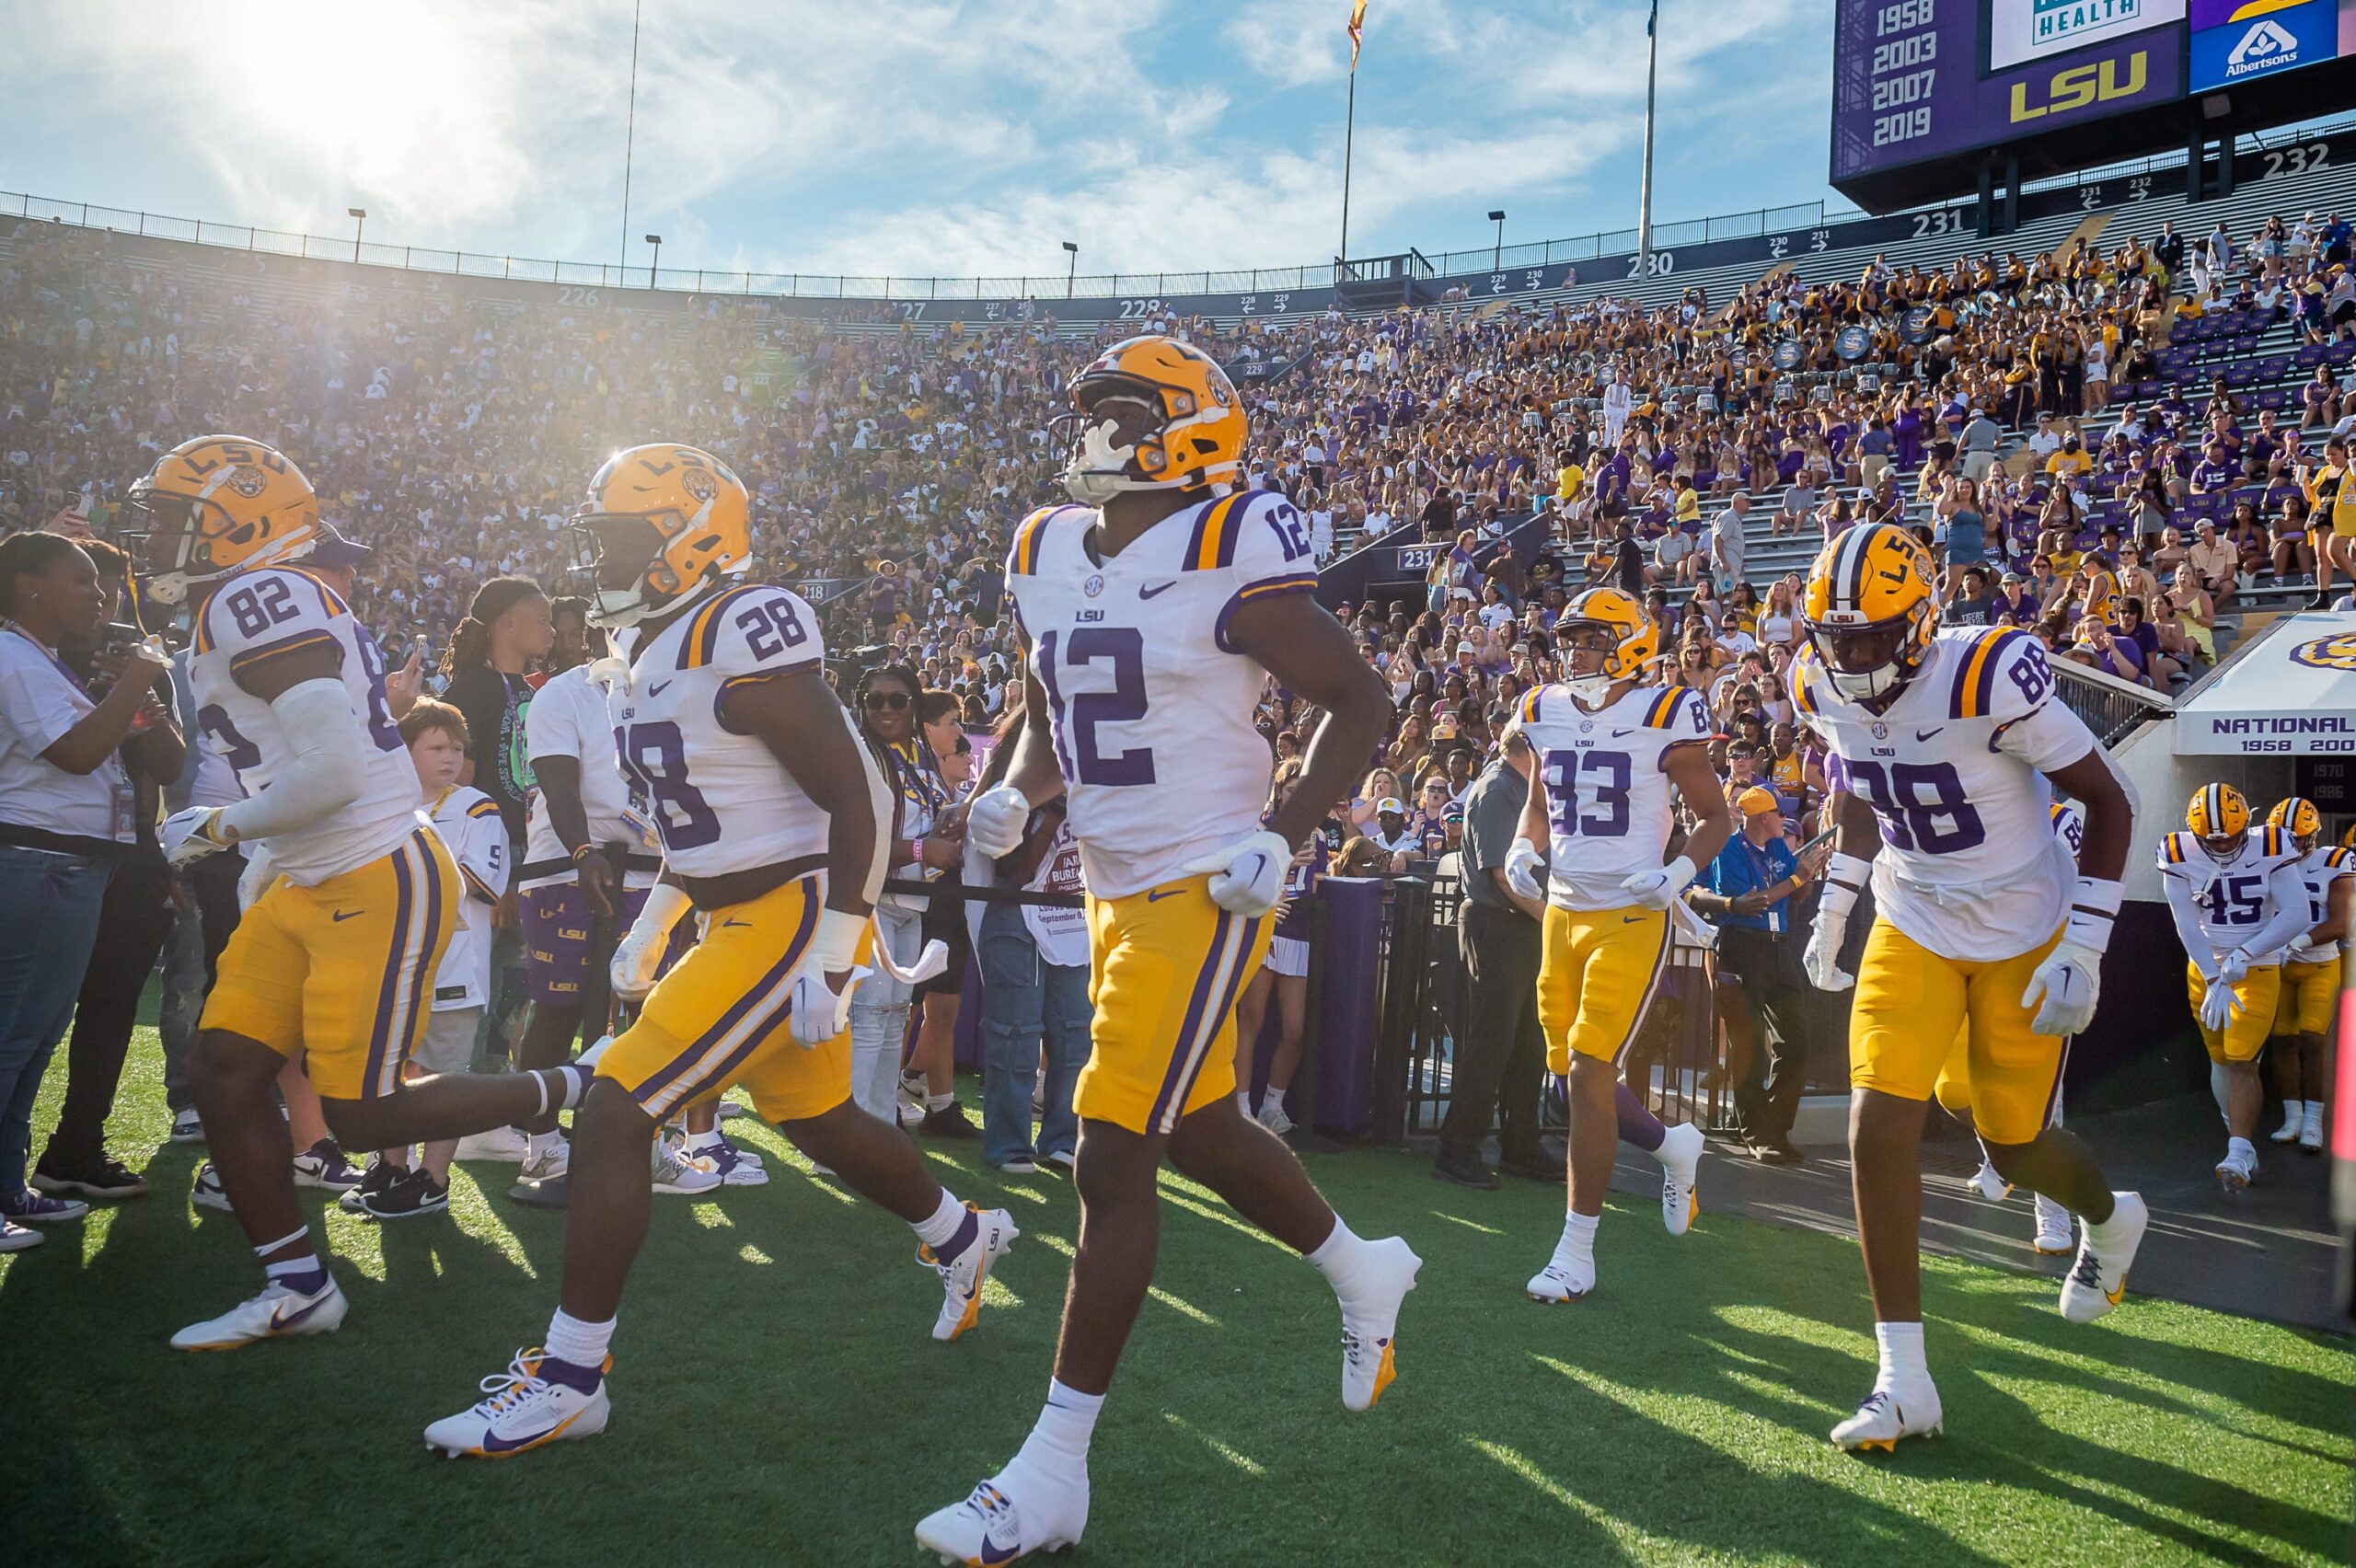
[{"left": 1, "top": 197, "right": 2353, "bottom": 1224}]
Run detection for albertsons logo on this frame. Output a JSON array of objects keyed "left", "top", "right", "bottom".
[
  {"left": 2034, "top": 0, "right": 2145, "bottom": 48},
  {"left": 2223, "top": 17, "right": 2302, "bottom": 76}
]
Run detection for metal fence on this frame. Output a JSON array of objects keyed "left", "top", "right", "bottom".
[{"left": 2052, "top": 662, "right": 2175, "bottom": 747}]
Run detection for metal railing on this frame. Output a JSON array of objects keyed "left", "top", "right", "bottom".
[{"left": 2052, "top": 659, "right": 2175, "bottom": 745}]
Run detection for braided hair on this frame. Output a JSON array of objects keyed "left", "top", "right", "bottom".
[{"left": 439, "top": 576, "right": 547, "bottom": 683}]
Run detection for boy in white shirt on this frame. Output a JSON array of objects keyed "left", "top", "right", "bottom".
[{"left": 342, "top": 699, "right": 509, "bottom": 1219}]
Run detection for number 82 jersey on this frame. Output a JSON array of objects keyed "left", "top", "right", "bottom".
[{"left": 1799, "top": 626, "right": 2103, "bottom": 962}]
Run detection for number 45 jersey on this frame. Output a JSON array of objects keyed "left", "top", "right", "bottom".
[
  {"left": 190, "top": 565, "right": 422, "bottom": 885},
  {"left": 1004, "top": 493, "right": 1320, "bottom": 900},
  {"left": 1797, "top": 626, "right": 2102, "bottom": 962}
]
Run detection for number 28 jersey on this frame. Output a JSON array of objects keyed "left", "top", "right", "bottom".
[
  {"left": 189, "top": 566, "right": 421, "bottom": 886},
  {"left": 1798, "top": 626, "right": 2103, "bottom": 962},
  {"left": 1004, "top": 492, "right": 1320, "bottom": 901},
  {"left": 605, "top": 582, "right": 847, "bottom": 880},
  {"left": 1515, "top": 681, "right": 1710, "bottom": 911}
]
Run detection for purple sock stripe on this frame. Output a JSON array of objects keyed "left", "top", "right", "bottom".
[
  {"left": 1614, "top": 1081, "right": 1667, "bottom": 1152},
  {"left": 932, "top": 1205, "right": 980, "bottom": 1262}
]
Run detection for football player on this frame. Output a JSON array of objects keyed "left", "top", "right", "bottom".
[
  {"left": 423, "top": 444, "right": 1013, "bottom": 1458},
  {"left": 1796, "top": 522, "right": 2145, "bottom": 1452},
  {"left": 916, "top": 338, "right": 1419, "bottom": 1564},
  {"left": 138, "top": 436, "right": 602, "bottom": 1351},
  {"left": 2261, "top": 796, "right": 2347, "bottom": 1154},
  {"left": 2155, "top": 785, "right": 2312, "bottom": 1189},
  {"left": 1503, "top": 587, "right": 1729, "bottom": 1297}
]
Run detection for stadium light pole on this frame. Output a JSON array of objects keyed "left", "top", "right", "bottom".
[
  {"left": 1488, "top": 210, "right": 1506, "bottom": 272},
  {"left": 1635, "top": 0, "right": 1659, "bottom": 280},
  {"left": 646, "top": 234, "right": 662, "bottom": 289},
  {"left": 1062, "top": 240, "right": 1079, "bottom": 299},
  {"left": 348, "top": 207, "right": 366, "bottom": 264}
]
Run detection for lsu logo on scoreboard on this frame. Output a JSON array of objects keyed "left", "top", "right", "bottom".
[{"left": 2008, "top": 51, "right": 2150, "bottom": 120}]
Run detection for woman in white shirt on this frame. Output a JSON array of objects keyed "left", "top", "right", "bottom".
[{"left": 0, "top": 534, "right": 171, "bottom": 1248}]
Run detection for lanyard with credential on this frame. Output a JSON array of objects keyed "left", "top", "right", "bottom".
[{"left": 1740, "top": 836, "right": 1783, "bottom": 935}]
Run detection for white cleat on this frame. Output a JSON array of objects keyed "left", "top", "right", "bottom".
[
  {"left": 1831, "top": 1381, "right": 1944, "bottom": 1451},
  {"left": 922, "top": 1205, "right": 1018, "bottom": 1343},
  {"left": 1968, "top": 1159, "right": 2013, "bottom": 1202},
  {"left": 1339, "top": 1236, "right": 1422, "bottom": 1412},
  {"left": 2299, "top": 1116, "right": 2325, "bottom": 1155},
  {"left": 423, "top": 1347, "right": 611, "bottom": 1458},
  {"left": 170, "top": 1275, "right": 347, "bottom": 1352},
  {"left": 2269, "top": 1110, "right": 2304, "bottom": 1144},
  {"left": 1525, "top": 1254, "right": 1594, "bottom": 1305},
  {"left": 2214, "top": 1145, "right": 2258, "bottom": 1192},
  {"left": 2059, "top": 1192, "right": 2146, "bottom": 1324},
  {"left": 914, "top": 1462, "right": 1088, "bottom": 1566},
  {"left": 454, "top": 1125, "right": 531, "bottom": 1163},
  {"left": 1657, "top": 1121, "right": 1703, "bottom": 1237},
  {"left": 2031, "top": 1194, "right": 2073, "bottom": 1256}
]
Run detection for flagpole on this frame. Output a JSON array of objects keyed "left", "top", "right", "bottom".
[
  {"left": 1636, "top": 0, "right": 1659, "bottom": 281},
  {"left": 1339, "top": 66, "right": 1357, "bottom": 284}
]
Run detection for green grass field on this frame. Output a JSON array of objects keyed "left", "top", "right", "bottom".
[{"left": 3, "top": 1027, "right": 2350, "bottom": 1568}]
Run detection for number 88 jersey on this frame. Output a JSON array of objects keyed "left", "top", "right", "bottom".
[{"left": 1798, "top": 626, "right": 2101, "bottom": 962}]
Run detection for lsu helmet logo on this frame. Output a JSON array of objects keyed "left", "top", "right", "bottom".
[{"left": 2289, "top": 633, "right": 2356, "bottom": 671}]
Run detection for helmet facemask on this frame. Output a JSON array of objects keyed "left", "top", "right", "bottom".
[
  {"left": 1558, "top": 620, "right": 1629, "bottom": 704},
  {"left": 1807, "top": 609, "right": 1927, "bottom": 702},
  {"left": 568, "top": 511, "right": 710, "bottom": 628},
  {"left": 127, "top": 483, "right": 312, "bottom": 605}
]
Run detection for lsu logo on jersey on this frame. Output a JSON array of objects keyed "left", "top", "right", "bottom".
[{"left": 2290, "top": 633, "right": 2356, "bottom": 672}]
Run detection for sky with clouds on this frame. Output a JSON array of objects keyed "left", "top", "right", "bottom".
[{"left": 0, "top": 0, "right": 1840, "bottom": 285}]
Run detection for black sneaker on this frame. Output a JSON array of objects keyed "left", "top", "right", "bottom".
[
  {"left": 1432, "top": 1149, "right": 1501, "bottom": 1190},
  {"left": 358, "top": 1166, "right": 448, "bottom": 1220},
  {"left": 919, "top": 1103, "right": 980, "bottom": 1139},
  {"left": 337, "top": 1157, "right": 405, "bottom": 1213},
  {"left": 31, "top": 1152, "right": 149, "bottom": 1200}
]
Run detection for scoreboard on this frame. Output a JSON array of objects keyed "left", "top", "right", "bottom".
[{"left": 1831, "top": 0, "right": 2356, "bottom": 213}]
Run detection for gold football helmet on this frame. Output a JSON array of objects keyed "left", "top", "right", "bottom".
[
  {"left": 570, "top": 444, "right": 751, "bottom": 627},
  {"left": 1803, "top": 522, "right": 1939, "bottom": 702},
  {"left": 1054, "top": 335, "right": 1246, "bottom": 504},
  {"left": 128, "top": 435, "right": 321, "bottom": 605},
  {"left": 2188, "top": 783, "right": 2251, "bottom": 860},
  {"left": 1553, "top": 586, "right": 1657, "bottom": 701},
  {"left": 2267, "top": 794, "right": 2321, "bottom": 849}
]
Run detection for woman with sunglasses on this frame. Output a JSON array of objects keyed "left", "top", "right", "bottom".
[{"left": 847, "top": 663, "right": 964, "bottom": 1127}]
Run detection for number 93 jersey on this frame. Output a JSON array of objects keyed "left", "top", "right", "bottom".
[
  {"left": 190, "top": 566, "right": 422, "bottom": 885},
  {"left": 1515, "top": 681, "right": 1711, "bottom": 910},
  {"left": 1798, "top": 626, "right": 2100, "bottom": 962},
  {"left": 605, "top": 583, "right": 842, "bottom": 880},
  {"left": 1005, "top": 493, "right": 1320, "bottom": 900}
]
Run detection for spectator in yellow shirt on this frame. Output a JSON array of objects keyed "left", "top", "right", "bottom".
[{"left": 2045, "top": 435, "right": 2094, "bottom": 479}]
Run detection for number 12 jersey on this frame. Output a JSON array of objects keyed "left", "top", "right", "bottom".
[
  {"left": 1004, "top": 492, "right": 1319, "bottom": 900},
  {"left": 1797, "top": 626, "right": 2103, "bottom": 962}
]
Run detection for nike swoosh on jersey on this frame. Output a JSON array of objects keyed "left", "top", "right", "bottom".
[
  {"left": 1914, "top": 727, "right": 1945, "bottom": 741},
  {"left": 1611, "top": 728, "right": 1637, "bottom": 737},
  {"left": 647, "top": 680, "right": 673, "bottom": 698},
  {"left": 330, "top": 909, "right": 365, "bottom": 922},
  {"left": 1139, "top": 581, "right": 1179, "bottom": 599}
]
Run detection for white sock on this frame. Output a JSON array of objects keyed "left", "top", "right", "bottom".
[
  {"left": 2084, "top": 1192, "right": 2135, "bottom": 1251},
  {"left": 2210, "top": 1063, "right": 2232, "bottom": 1122},
  {"left": 1874, "top": 1320, "right": 1928, "bottom": 1388},
  {"left": 2226, "top": 1136, "right": 2256, "bottom": 1161},
  {"left": 1013, "top": 1379, "right": 1103, "bottom": 1473},
  {"left": 684, "top": 1125, "right": 722, "bottom": 1154},
  {"left": 911, "top": 1188, "right": 968, "bottom": 1249},
  {"left": 1305, "top": 1216, "right": 1373, "bottom": 1297},
  {"left": 928, "top": 1091, "right": 956, "bottom": 1113},
  {"left": 2304, "top": 1100, "right": 2327, "bottom": 1135},
  {"left": 545, "top": 1308, "right": 616, "bottom": 1369},
  {"left": 1553, "top": 1210, "right": 1599, "bottom": 1270}
]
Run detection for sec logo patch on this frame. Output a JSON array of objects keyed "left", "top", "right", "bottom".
[{"left": 2290, "top": 633, "right": 2356, "bottom": 671}]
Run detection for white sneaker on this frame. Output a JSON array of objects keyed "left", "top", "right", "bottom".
[
  {"left": 170, "top": 1274, "right": 347, "bottom": 1351},
  {"left": 651, "top": 1141, "right": 722, "bottom": 1194},
  {"left": 1830, "top": 1379, "right": 1944, "bottom": 1451},
  {"left": 2269, "top": 1107, "right": 2304, "bottom": 1143},
  {"left": 2060, "top": 1191, "right": 2146, "bottom": 1324},
  {"left": 922, "top": 1205, "right": 1018, "bottom": 1343},
  {"left": 2215, "top": 1140, "right": 2258, "bottom": 1192},
  {"left": 191, "top": 1161, "right": 233, "bottom": 1212},
  {"left": 455, "top": 1126, "right": 531, "bottom": 1163},
  {"left": 1256, "top": 1097, "right": 1295, "bottom": 1137},
  {"left": 1526, "top": 1250, "right": 1594, "bottom": 1304},
  {"left": 290, "top": 1140, "right": 363, "bottom": 1191},
  {"left": 167, "top": 1107, "right": 205, "bottom": 1145},
  {"left": 1656, "top": 1122, "right": 1703, "bottom": 1237},
  {"left": 0, "top": 1218, "right": 43, "bottom": 1252},
  {"left": 707, "top": 1140, "right": 768, "bottom": 1186},
  {"left": 997, "top": 1157, "right": 1039, "bottom": 1176},
  {"left": 1968, "top": 1159, "right": 2013, "bottom": 1202},
  {"left": 2031, "top": 1194, "right": 2073, "bottom": 1256},
  {"left": 422, "top": 1348, "right": 611, "bottom": 1458},
  {"left": 516, "top": 1139, "right": 570, "bottom": 1184},
  {"left": 1339, "top": 1236, "right": 1422, "bottom": 1411},
  {"left": 914, "top": 1460, "right": 1088, "bottom": 1565}
]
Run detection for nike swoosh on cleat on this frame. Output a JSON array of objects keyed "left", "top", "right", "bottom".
[
  {"left": 330, "top": 909, "right": 365, "bottom": 922},
  {"left": 1139, "top": 581, "right": 1178, "bottom": 599},
  {"left": 479, "top": 1412, "right": 581, "bottom": 1454},
  {"left": 1914, "top": 727, "right": 1945, "bottom": 741},
  {"left": 979, "top": 1537, "right": 1022, "bottom": 1566},
  {"left": 270, "top": 1296, "right": 329, "bottom": 1332}
]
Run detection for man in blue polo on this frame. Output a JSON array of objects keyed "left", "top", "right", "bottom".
[{"left": 1688, "top": 788, "right": 1824, "bottom": 1163}]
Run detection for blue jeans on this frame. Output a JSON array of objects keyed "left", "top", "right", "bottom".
[
  {"left": 977, "top": 901, "right": 1091, "bottom": 1167},
  {"left": 0, "top": 847, "right": 113, "bottom": 1198}
]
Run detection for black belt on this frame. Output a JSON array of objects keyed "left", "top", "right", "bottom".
[{"left": 0, "top": 822, "right": 132, "bottom": 861}]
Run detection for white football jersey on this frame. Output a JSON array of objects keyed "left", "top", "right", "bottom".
[
  {"left": 2278, "top": 844, "right": 2355, "bottom": 965},
  {"left": 2155, "top": 823, "right": 2303, "bottom": 965},
  {"left": 606, "top": 582, "right": 848, "bottom": 881},
  {"left": 424, "top": 783, "right": 510, "bottom": 1011},
  {"left": 1515, "top": 680, "right": 1711, "bottom": 911},
  {"left": 189, "top": 566, "right": 422, "bottom": 885},
  {"left": 1004, "top": 491, "right": 1321, "bottom": 901},
  {"left": 523, "top": 661, "right": 655, "bottom": 891},
  {"left": 1799, "top": 627, "right": 2103, "bottom": 962}
]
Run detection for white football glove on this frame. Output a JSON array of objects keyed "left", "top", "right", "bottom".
[
  {"left": 2198, "top": 976, "right": 2238, "bottom": 1033},
  {"left": 610, "top": 883, "right": 693, "bottom": 1003},
  {"left": 789, "top": 964, "right": 872, "bottom": 1049},
  {"left": 2216, "top": 947, "right": 2249, "bottom": 987},
  {"left": 2020, "top": 937, "right": 2104, "bottom": 1039},
  {"left": 1618, "top": 854, "right": 1698, "bottom": 912},
  {"left": 160, "top": 805, "right": 237, "bottom": 868},
  {"left": 963, "top": 783, "right": 1032, "bottom": 860},
  {"left": 1503, "top": 837, "right": 1547, "bottom": 903},
  {"left": 1803, "top": 912, "right": 1854, "bottom": 992},
  {"left": 234, "top": 843, "right": 277, "bottom": 914},
  {"left": 1178, "top": 829, "right": 1293, "bottom": 917}
]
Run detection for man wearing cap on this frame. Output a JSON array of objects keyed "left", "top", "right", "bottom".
[
  {"left": 1994, "top": 570, "right": 2039, "bottom": 627},
  {"left": 1959, "top": 408, "right": 2001, "bottom": 483},
  {"left": 1689, "top": 789, "right": 1825, "bottom": 1160},
  {"left": 1368, "top": 797, "right": 1422, "bottom": 874}
]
